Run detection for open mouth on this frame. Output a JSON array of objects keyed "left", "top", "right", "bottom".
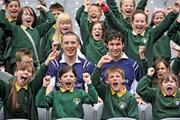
[
  {"left": 95, "top": 33, "right": 101, "bottom": 37},
  {"left": 112, "top": 82, "right": 119, "bottom": 87},
  {"left": 21, "top": 76, "right": 28, "bottom": 81},
  {"left": 26, "top": 19, "right": 32, "bottom": 23},
  {"left": 65, "top": 82, "right": 72, "bottom": 88},
  {"left": 167, "top": 86, "right": 172, "bottom": 92}
]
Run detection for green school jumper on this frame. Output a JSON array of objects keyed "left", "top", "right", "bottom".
[
  {"left": 0, "top": 10, "right": 55, "bottom": 66},
  {"left": 35, "top": 84, "right": 98, "bottom": 120},
  {"left": 0, "top": 63, "right": 48, "bottom": 120},
  {"left": 137, "top": 75, "right": 180, "bottom": 120},
  {"left": 104, "top": 9, "right": 178, "bottom": 66},
  {"left": 106, "top": 0, "right": 148, "bottom": 29},
  {"left": 91, "top": 67, "right": 139, "bottom": 120}
]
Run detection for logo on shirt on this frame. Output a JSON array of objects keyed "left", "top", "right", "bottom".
[
  {"left": 174, "top": 98, "right": 180, "bottom": 106},
  {"left": 73, "top": 98, "right": 81, "bottom": 105},
  {"left": 118, "top": 102, "right": 126, "bottom": 109}
]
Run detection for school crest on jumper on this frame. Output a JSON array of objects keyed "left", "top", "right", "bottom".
[
  {"left": 73, "top": 98, "right": 81, "bottom": 105},
  {"left": 174, "top": 98, "right": 180, "bottom": 106},
  {"left": 118, "top": 102, "right": 126, "bottom": 109}
]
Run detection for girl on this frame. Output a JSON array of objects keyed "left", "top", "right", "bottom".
[
  {"left": 101, "top": 0, "right": 180, "bottom": 67},
  {"left": 44, "top": 13, "right": 73, "bottom": 60},
  {"left": 0, "top": 50, "right": 59, "bottom": 119},
  {"left": 82, "top": 21, "right": 108, "bottom": 65},
  {"left": 137, "top": 69, "right": 180, "bottom": 119},
  {"left": 35, "top": 65, "right": 98, "bottom": 119},
  {"left": 0, "top": 3, "right": 55, "bottom": 70}
]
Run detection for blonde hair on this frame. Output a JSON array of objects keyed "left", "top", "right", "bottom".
[{"left": 52, "top": 13, "right": 73, "bottom": 43}]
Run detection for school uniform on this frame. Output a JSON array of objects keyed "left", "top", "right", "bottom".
[
  {"left": 101, "top": 52, "right": 141, "bottom": 91},
  {"left": 35, "top": 83, "right": 98, "bottom": 120},
  {"left": 106, "top": 0, "right": 148, "bottom": 29},
  {"left": 91, "top": 67, "right": 139, "bottom": 120},
  {"left": 0, "top": 9, "right": 55, "bottom": 66},
  {"left": 0, "top": 63, "right": 48, "bottom": 120},
  {"left": 47, "top": 54, "right": 94, "bottom": 89},
  {"left": 104, "top": 9, "right": 178, "bottom": 66},
  {"left": 137, "top": 75, "right": 180, "bottom": 120}
]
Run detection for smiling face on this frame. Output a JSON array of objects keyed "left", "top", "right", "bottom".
[
  {"left": 91, "top": 22, "right": 104, "bottom": 41},
  {"left": 120, "top": 0, "right": 135, "bottom": 17},
  {"left": 6, "top": 0, "right": 20, "bottom": 19},
  {"left": 61, "top": 34, "right": 79, "bottom": 58},
  {"left": 152, "top": 11, "right": 165, "bottom": 26},
  {"left": 132, "top": 12, "right": 147, "bottom": 34},
  {"left": 161, "top": 74, "right": 178, "bottom": 96},
  {"left": 107, "top": 38, "right": 124, "bottom": 60},
  {"left": 21, "top": 8, "right": 35, "bottom": 28},
  {"left": 60, "top": 70, "right": 76, "bottom": 91},
  {"left": 88, "top": 5, "right": 102, "bottom": 22},
  {"left": 106, "top": 67, "right": 125, "bottom": 92}
]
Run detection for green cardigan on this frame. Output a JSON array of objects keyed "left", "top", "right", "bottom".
[
  {"left": 91, "top": 67, "right": 139, "bottom": 120},
  {"left": 0, "top": 10, "right": 55, "bottom": 65},
  {"left": 0, "top": 63, "right": 48, "bottom": 120},
  {"left": 35, "top": 84, "right": 98, "bottom": 120},
  {"left": 137, "top": 75, "right": 180, "bottom": 120}
]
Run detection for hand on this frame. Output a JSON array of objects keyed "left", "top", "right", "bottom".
[
  {"left": 147, "top": 67, "right": 155, "bottom": 77},
  {"left": 97, "top": 54, "right": 112, "bottom": 68},
  {"left": 139, "top": 45, "right": 145, "bottom": 60},
  {"left": 172, "top": 44, "right": 180, "bottom": 57},
  {"left": 83, "top": 73, "right": 91, "bottom": 84},
  {"left": 145, "top": 8, "right": 150, "bottom": 15},
  {"left": 97, "top": 0, "right": 104, "bottom": 6},
  {"left": 136, "top": 97, "right": 146, "bottom": 104},
  {"left": 43, "top": 75, "right": 51, "bottom": 87},
  {"left": 38, "top": 0, "right": 46, "bottom": 6},
  {"left": 45, "top": 50, "right": 59, "bottom": 65},
  {"left": 36, "top": 4, "right": 47, "bottom": 11}
]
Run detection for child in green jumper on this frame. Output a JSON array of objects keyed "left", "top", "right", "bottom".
[
  {"left": 35, "top": 65, "right": 98, "bottom": 119},
  {"left": 0, "top": 50, "right": 59, "bottom": 119},
  {"left": 91, "top": 55, "right": 139, "bottom": 119},
  {"left": 0, "top": 2, "right": 55, "bottom": 70},
  {"left": 137, "top": 68, "right": 180, "bottom": 120}
]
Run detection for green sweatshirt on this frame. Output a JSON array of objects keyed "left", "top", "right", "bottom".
[
  {"left": 0, "top": 63, "right": 48, "bottom": 120},
  {"left": 35, "top": 84, "right": 98, "bottom": 120},
  {"left": 91, "top": 68, "right": 139, "bottom": 120},
  {"left": 104, "top": 9, "right": 178, "bottom": 66},
  {"left": 172, "top": 57, "right": 180, "bottom": 75},
  {"left": 106, "top": 0, "right": 148, "bottom": 29},
  {"left": 137, "top": 75, "right": 180, "bottom": 120},
  {"left": 0, "top": 10, "right": 55, "bottom": 65}
]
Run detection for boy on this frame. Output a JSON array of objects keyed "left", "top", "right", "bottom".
[
  {"left": 49, "top": 2, "right": 64, "bottom": 19},
  {"left": 137, "top": 68, "right": 180, "bottom": 120},
  {"left": 91, "top": 55, "right": 139, "bottom": 119}
]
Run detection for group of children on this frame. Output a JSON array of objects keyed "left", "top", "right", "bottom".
[{"left": 0, "top": 0, "right": 180, "bottom": 119}]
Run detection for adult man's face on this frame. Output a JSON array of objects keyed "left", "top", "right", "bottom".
[{"left": 61, "top": 34, "right": 79, "bottom": 58}]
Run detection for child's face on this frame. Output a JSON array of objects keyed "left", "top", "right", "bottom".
[
  {"left": 161, "top": 78, "right": 178, "bottom": 96},
  {"left": 107, "top": 39, "right": 124, "bottom": 60},
  {"left": 15, "top": 68, "right": 33, "bottom": 87},
  {"left": 107, "top": 71, "right": 124, "bottom": 92},
  {"left": 21, "top": 55, "right": 33, "bottom": 64},
  {"left": 21, "top": 9, "right": 35, "bottom": 27},
  {"left": 51, "top": 41, "right": 60, "bottom": 51},
  {"left": 153, "top": 11, "right": 165, "bottom": 26},
  {"left": 59, "top": 22, "right": 72, "bottom": 34},
  {"left": 60, "top": 71, "right": 76, "bottom": 91},
  {"left": 91, "top": 23, "right": 103, "bottom": 41},
  {"left": 52, "top": 9, "right": 63, "bottom": 19},
  {"left": 132, "top": 13, "right": 147, "bottom": 34},
  {"left": 120, "top": 0, "right": 135, "bottom": 17},
  {"left": 61, "top": 35, "right": 79, "bottom": 58},
  {"left": 7, "top": 1, "right": 20, "bottom": 19},
  {"left": 155, "top": 62, "right": 169, "bottom": 80},
  {"left": 88, "top": 5, "right": 102, "bottom": 22}
]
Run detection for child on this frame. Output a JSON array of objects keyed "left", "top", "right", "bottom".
[
  {"left": 0, "top": 50, "right": 59, "bottom": 119},
  {"left": 91, "top": 55, "right": 139, "bottom": 119},
  {"left": 44, "top": 12, "right": 73, "bottom": 60},
  {"left": 82, "top": 21, "right": 108, "bottom": 65},
  {"left": 49, "top": 2, "right": 64, "bottom": 19},
  {"left": 101, "top": 0, "right": 180, "bottom": 67},
  {"left": 35, "top": 65, "right": 98, "bottom": 119},
  {"left": 137, "top": 68, "right": 180, "bottom": 120},
  {"left": 0, "top": 3, "right": 55, "bottom": 70}
]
